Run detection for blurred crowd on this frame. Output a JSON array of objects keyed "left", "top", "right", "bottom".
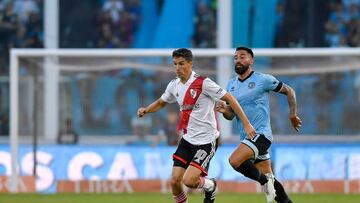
[
  {"left": 274, "top": 0, "right": 360, "bottom": 48},
  {"left": 192, "top": 0, "right": 216, "bottom": 48},
  {"left": 0, "top": 0, "right": 359, "bottom": 141},
  {"left": 96, "top": 0, "right": 141, "bottom": 48},
  {"left": 0, "top": 0, "right": 43, "bottom": 76},
  {"left": 325, "top": 0, "right": 360, "bottom": 47},
  {"left": 272, "top": 0, "right": 360, "bottom": 135}
]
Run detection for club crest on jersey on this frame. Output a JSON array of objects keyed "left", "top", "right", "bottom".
[
  {"left": 248, "top": 82, "right": 255, "bottom": 89},
  {"left": 190, "top": 89, "right": 197, "bottom": 98}
]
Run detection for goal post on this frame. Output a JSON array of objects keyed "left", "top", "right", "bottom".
[{"left": 9, "top": 47, "right": 360, "bottom": 192}]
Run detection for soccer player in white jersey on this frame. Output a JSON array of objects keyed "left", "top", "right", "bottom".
[
  {"left": 216, "top": 46, "right": 302, "bottom": 203},
  {"left": 137, "top": 48, "right": 255, "bottom": 203}
]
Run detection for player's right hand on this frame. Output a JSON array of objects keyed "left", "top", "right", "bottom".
[
  {"left": 137, "top": 107, "right": 147, "bottom": 117},
  {"left": 244, "top": 123, "right": 256, "bottom": 139}
]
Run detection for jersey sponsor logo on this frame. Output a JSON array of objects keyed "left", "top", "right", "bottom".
[
  {"left": 180, "top": 103, "right": 200, "bottom": 111},
  {"left": 248, "top": 82, "right": 255, "bottom": 89},
  {"left": 230, "top": 86, "right": 235, "bottom": 91},
  {"left": 190, "top": 89, "right": 197, "bottom": 98}
]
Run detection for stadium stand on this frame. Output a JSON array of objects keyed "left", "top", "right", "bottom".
[{"left": 1, "top": 0, "right": 360, "bottom": 138}]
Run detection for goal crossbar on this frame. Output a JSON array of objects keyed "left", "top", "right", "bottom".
[{"left": 10, "top": 47, "right": 360, "bottom": 57}]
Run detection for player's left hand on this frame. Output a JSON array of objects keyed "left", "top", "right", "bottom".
[
  {"left": 215, "top": 101, "right": 227, "bottom": 113},
  {"left": 290, "top": 115, "right": 302, "bottom": 132},
  {"left": 244, "top": 123, "right": 256, "bottom": 139}
]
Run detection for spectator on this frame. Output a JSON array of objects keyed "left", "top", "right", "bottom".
[
  {"left": 13, "top": 0, "right": 39, "bottom": 23},
  {"left": 156, "top": 109, "right": 181, "bottom": 146},
  {"left": 274, "top": 1, "right": 285, "bottom": 47},
  {"left": 192, "top": 1, "right": 216, "bottom": 48},
  {"left": 57, "top": 118, "right": 79, "bottom": 144},
  {"left": 0, "top": 2, "right": 18, "bottom": 46},
  {"left": 97, "top": 0, "right": 141, "bottom": 48},
  {"left": 129, "top": 115, "right": 152, "bottom": 145},
  {"left": 102, "top": 0, "right": 124, "bottom": 23},
  {"left": 348, "top": 18, "right": 360, "bottom": 46},
  {"left": 324, "top": 20, "right": 348, "bottom": 47},
  {"left": 116, "top": 10, "right": 134, "bottom": 47},
  {"left": 0, "top": 113, "right": 9, "bottom": 136},
  {"left": 124, "top": 0, "right": 141, "bottom": 31}
]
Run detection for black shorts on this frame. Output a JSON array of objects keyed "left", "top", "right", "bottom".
[
  {"left": 242, "top": 134, "right": 271, "bottom": 164},
  {"left": 173, "top": 138, "right": 218, "bottom": 176}
]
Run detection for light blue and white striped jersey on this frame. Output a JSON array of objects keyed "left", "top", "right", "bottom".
[{"left": 226, "top": 71, "right": 283, "bottom": 142}]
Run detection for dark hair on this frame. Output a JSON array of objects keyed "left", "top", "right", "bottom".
[
  {"left": 172, "top": 48, "right": 193, "bottom": 61},
  {"left": 236, "top": 46, "right": 254, "bottom": 58}
]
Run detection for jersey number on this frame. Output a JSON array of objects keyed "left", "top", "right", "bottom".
[
  {"left": 251, "top": 134, "right": 260, "bottom": 142},
  {"left": 194, "top": 149, "right": 207, "bottom": 163}
]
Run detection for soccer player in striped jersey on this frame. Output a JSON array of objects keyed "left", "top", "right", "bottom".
[
  {"left": 137, "top": 48, "right": 255, "bottom": 203},
  {"left": 216, "top": 46, "right": 302, "bottom": 203}
]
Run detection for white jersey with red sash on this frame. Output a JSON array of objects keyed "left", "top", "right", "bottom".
[{"left": 161, "top": 71, "right": 227, "bottom": 145}]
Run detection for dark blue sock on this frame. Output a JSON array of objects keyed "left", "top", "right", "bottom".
[
  {"left": 234, "top": 159, "right": 267, "bottom": 185},
  {"left": 274, "top": 178, "right": 292, "bottom": 203}
]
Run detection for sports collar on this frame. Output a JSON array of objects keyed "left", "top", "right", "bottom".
[{"left": 238, "top": 71, "right": 254, "bottom": 83}]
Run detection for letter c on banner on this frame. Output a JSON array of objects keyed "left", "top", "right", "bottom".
[{"left": 68, "top": 152, "right": 103, "bottom": 180}]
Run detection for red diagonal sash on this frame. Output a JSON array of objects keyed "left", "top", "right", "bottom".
[{"left": 179, "top": 76, "right": 205, "bottom": 134}]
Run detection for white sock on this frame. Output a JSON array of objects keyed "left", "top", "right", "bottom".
[
  {"left": 173, "top": 191, "right": 188, "bottom": 203},
  {"left": 198, "top": 177, "right": 215, "bottom": 191}
]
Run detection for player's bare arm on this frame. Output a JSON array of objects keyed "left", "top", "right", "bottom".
[
  {"left": 137, "top": 98, "right": 167, "bottom": 117},
  {"left": 220, "top": 93, "right": 256, "bottom": 138},
  {"left": 279, "top": 83, "right": 302, "bottom": 131},
  {"left": 215, "top": 100, "right": 235, "bottom": 120}
]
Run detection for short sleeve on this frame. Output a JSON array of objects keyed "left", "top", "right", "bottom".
[
  {"left": 226, "top": 78, "right": 235, "bottom": 92},
  {"left": 161, "top": 81, "right": 177, "bottom": 103},
  {"left": 262, "top": 73, "right": 283, "bottom": 92},
  {"left": 202, "top": 78, "right": 227, "bottom": 101}
]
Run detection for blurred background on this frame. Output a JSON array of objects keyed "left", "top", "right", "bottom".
[{"left": 0, "top": 0, "right": 360, "bottom": 194}]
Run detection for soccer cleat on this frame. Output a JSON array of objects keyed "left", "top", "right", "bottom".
[
  {"left": 203, "top": 178, "right": 217, "bottom": 203},
  {"left": 262, "top": 173, "right": 276, "bottom": 203}
]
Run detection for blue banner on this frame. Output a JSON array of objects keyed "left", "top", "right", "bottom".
[
  {"left": 273, "top": 144, "right": 360, "bottom": 180},
  {"left": 1, "top": 143, "right": 360, "bottom": 193}
]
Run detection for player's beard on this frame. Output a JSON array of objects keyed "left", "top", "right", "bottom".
[{"left": 234, "top": 64, "right": 249, "bottom": 75}]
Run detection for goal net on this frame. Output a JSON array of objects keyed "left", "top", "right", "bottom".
[{"left": 9, "top": 48, "right": 360, "bottom": 191}]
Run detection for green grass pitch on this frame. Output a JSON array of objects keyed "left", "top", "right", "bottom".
[{"left": 0, "top": 193, "right": 359, "bottom": 203}]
